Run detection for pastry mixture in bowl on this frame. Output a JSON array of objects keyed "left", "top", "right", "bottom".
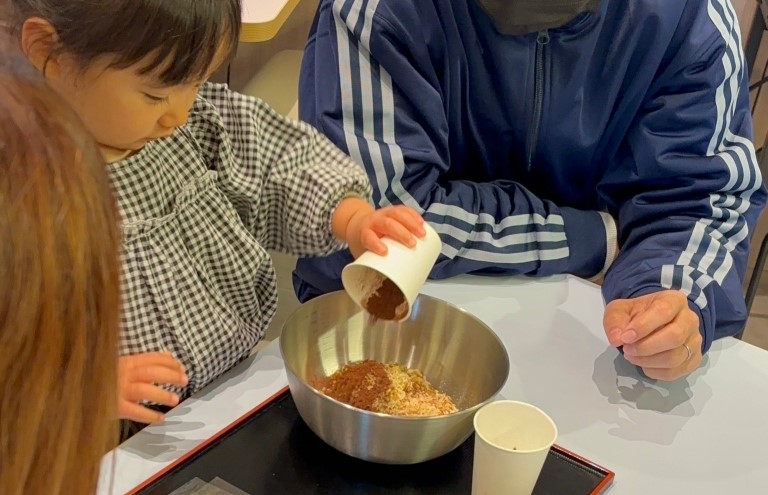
[{"left": 314, "top": 360, "right": 458, "bottom": 416}]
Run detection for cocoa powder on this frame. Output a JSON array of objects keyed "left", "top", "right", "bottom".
[
  {"left": 363, "top": 277, "right": 406, "bottom": 320},
  {"left": 315, "top": 360, "right": 391, "bottom": 411},
  {"left": 315, "top": 360, "right": 458, "bottom": 416}
]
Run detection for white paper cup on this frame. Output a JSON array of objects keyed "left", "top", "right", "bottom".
[
  {"left": 472, "top": 400, "right": 558, "bottom": 495},
  {"left": 341, "top": 222, "right": 441, "bottom": 321}
]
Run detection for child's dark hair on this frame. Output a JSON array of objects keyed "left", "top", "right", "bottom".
[{"left": 7, "top": 0, "right": 241, "bottom": 85}]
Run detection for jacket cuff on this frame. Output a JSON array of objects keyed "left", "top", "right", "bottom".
[
  {"left": 589, "top": 212, "right": 618, "bottom": 281},
  {"left": 560, "top": 207, "right": 608, "bottom": 278}
]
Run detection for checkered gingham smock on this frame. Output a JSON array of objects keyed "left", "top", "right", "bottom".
[{"left": 108, "top": 83, "right": 372, "bottom": 398}]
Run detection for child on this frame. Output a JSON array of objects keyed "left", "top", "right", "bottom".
[
  {"left": 0, "top": 55, "right": 121, "bottom": 495},
  {"left": 6, "top": 0, "right": 427, "bottom": 424}
]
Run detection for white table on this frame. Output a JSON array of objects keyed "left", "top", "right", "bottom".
[
  {"left": 241, "top": 0, "right": 301, "bottom": 42},
  {"left": 99, "top": 275, "right": 768, "bottom": 494}
]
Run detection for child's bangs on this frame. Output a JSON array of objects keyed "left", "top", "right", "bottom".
[{"left": 107, "top": 0, "right": 241, "bottom": 86}]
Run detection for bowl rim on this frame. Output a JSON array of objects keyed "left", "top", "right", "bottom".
[{"left": 279, "top": 291, "right": 511, "bottom": 421}]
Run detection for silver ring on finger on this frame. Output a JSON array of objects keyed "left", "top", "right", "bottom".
[{"left": 682, "top": 342, "right": 693, "bottom": 361}]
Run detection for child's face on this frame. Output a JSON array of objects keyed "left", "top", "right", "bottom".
[
  {"left": 46, "top": 55, "right": 210, "bottom": 161},
  {"left": 20, "top": 18, "right": 229, "bottom": 162}
]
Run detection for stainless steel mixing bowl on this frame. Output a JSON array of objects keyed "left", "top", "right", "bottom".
[{"left": 279, "top": 291, "right": 510, "bottom": 464}]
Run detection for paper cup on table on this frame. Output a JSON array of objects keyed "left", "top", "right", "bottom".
[
  {"left": 472, "top": 401, "right": 558, "bottom": 495},
  {"left": 342, "top": 222, "right": 441, "bottom": 321}
]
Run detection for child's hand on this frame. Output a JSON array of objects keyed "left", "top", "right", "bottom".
[
  {"left": 347, "top": 205, "right": 426, "bottom": 257},
  {"left": 118, "top": 352, "right": 188, "bottom": 424},
  {"left": 333, "top": 198, "right": 426, "bottom": 258}
]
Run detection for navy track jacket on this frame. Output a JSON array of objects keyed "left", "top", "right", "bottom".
[{"left": 294, "top": 0, "right": 767, "bottom": 350}]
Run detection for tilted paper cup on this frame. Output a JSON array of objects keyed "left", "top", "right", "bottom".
[
  {"left": 342, "top": 222, "right": 441, "bottom": 321},
  {"left": 472, "top": 401, "right": 558, "bottom": 495}
]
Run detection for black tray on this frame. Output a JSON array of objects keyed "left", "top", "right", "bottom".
[{"left": 132, "top": 388, "right": 613, "bottom": 495}]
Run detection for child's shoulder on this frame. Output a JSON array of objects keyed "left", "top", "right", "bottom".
[
  {"left": 195, "top": 83, "right": 267, "bottom": 115},
  {"left": 186, "top": 83, "right": 240, "bottom": 144},
  {"left": 190, "top": 83, "right": 226, "bottom": 122},
  {"left": 196, "top": 82, "right": 230, "bottom": 109},
  {"left": 191, "top": 83, "right": 290, "bottom": 145},
  {"left": 185, "top": 83, "right": 270, "bottom": 163},
  {"left": 194, "top": 83, "right": 279, "bottom": 123}
]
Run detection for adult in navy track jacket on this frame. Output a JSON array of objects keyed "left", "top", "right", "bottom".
[{"left": 294, "top": 0, "right": 767, "bottom": 380}]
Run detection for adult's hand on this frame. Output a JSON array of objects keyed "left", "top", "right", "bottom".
[{"left": 604, "top": 290, "right": 702, "bottom": 380}]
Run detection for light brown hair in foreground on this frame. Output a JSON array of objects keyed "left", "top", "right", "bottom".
[{"left": 0, "top": 56, "right": 120, "bottom": 495}]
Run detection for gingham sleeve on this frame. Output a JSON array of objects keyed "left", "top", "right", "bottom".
[{"left": 189, "top": 83, "right": 372, "bottom": 257}]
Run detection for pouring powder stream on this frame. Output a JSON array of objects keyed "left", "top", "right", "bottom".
[{"left": 363, "top": 278, "right": 407, "bottom": 320}]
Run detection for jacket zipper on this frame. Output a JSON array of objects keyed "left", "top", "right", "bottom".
[{"left": 527, "top": 29, "right": 550, "bottom": 171}]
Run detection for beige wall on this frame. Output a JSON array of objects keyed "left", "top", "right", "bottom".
[
  {"left": 213, "top": 0, "right": 319, "bottom": 91},
  {"left": 735, "top": 0, "right": 759, "bottom": 30}
]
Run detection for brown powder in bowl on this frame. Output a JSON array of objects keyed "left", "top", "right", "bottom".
[
  {"left": 314, "top": 360, "right": 458, "bottom": 416},
  {"left": 364, "top": 277, "right": 407, "bottom": 320},
  {"left": 312, "top": 360, "right": 391, "bottom": 410}
]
